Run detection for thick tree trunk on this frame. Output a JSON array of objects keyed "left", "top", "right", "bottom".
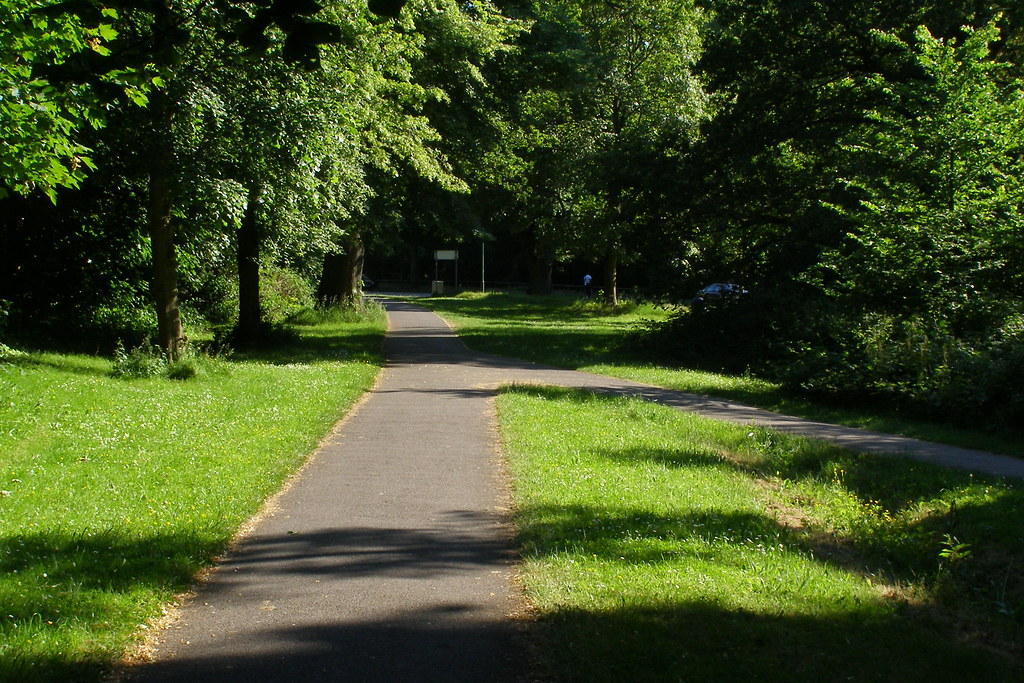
[
  {"left": 342, "top": 237, "right": 365, "bottom": 302},
  {"left": 148, "top": 88, "right": 183, "bottom": 360},
  {"left": 316, "top": 252, "right": 346, "bottom": 305},
  {"left": 236, "top": 184, "right": 262, "bottom": 343},
  {"left": 603, "top": 251, "right": 619, "bottom": 305},
  {"left": 316, "top": 234, "right": 364, "bottom": 305}
]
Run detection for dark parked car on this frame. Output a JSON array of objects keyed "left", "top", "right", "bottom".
[{"left": 692, "top": 282, "right": 747, "bottom": 310}]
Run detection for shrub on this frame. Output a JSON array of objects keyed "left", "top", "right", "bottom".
[
  {"left": 111, "top": 342, "right": 166, "bottom": 379},
  {"left": 92, "top": 303, "right": 157, "bottom": 348},
  {"left": 111, "top": 341, "right": 228, "bottom": 381},
  {"left": 640, "top": 285, "right": 1024, "bottom": 431},
  {"left": 262, "top": 266, "right": 316, "bottom": 324},
  {"left": 184, "top": 270, "right": 239, "bottom": 328}
]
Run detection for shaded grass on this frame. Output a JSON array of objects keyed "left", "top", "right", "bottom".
[
  {"left": 421, "top": 292, "right": 1024, "bottom": 457},
  {"left": 499, "top": 385, "right": 1024, "bottom": 682},
  {"left": 418, "top": 291, "right": 672, "bottom": 370},
  {"left": 0, "top": 312, "right": 384, "bottom": 682}
]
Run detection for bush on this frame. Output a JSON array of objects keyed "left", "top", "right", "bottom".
[
  {"left": 262, "top": 266, "right": 316, "bottom": 324},
  {"left": 185, "top": 271, "right": 239, "bottom": 328},
  {"left": 92, "top": 303, "right": 157, "bottom": 348},
  {"left": 111, "top": 341, "right": 228, "bottom": 381},
  {"left": 776, "top": 309, "right": 1024, "bottom": 429},
  {"left": 636, "top": 285, "right": 813, "bottom": 374},
  {"left": 111, "top": 342, "right": 166, "bottom": 379},
  {"left": 640, "top": 285, "right": 1024, "bottom": 431}
]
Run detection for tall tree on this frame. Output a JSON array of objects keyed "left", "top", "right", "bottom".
[
  {"left": 316, "top": 0, "right": 522, "bottom": 304},
  {"left": 683, "top": 0, "right": 1021, "bottom": 295},
  {"left": 2, "top": 0, "right": 409, "bottom": 355},
  {"left": 822, "top": 20, "right": 1024, "bottom": 323},
  {"left": 571, "top": 0, "right": 705, "bottom": 303},
  {"left": 484, "top": 0, "right": 704, "bottom": 300}
]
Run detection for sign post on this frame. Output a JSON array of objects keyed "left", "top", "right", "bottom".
[{"left": 433, "top": 249, "right": 458, "bottom": 293}]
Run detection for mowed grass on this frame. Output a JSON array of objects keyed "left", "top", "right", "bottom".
[
  {"left": 498, "top": 385, "right": 1024, "bottom": 681},
  {"left": 422, "top": 291, "right": 1024, "bottom": 457},
  {"left": 0, "top": 308, "right": 385, "bottom": 682},
  {"left": 420, "top": 291, "right": 674, "bottom": 370}
]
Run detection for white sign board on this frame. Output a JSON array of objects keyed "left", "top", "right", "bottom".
[{"left": 434, "top": 250, "right": 458, "bottom": 261}]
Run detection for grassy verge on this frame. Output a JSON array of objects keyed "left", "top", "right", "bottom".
[
  {"left": 419, "top": 292, "right": 1024, "bottom": 457},
  {"left": 498, "top": 385, "right": 1024, "bottom": 681},
  {"left": 0, "top": 306, "right": 385, "bottom": 682}
]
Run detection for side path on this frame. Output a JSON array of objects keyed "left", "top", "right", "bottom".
[{"left": 127, "top": 300, "right": 1024, "bottom": 681}]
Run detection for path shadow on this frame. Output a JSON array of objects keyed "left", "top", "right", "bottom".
[
  {"left": 216, "top": 518, "right": 516, "bottom": 587},
  {"left": 125, "top": 606, "right": 524, "bottom": 683}
]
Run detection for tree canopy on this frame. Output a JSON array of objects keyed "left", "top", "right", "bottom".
[{"left": 2, "top": 0, "right": 1022, "bottom": 427}]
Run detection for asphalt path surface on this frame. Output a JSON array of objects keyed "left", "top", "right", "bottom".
[{"left": 126, "top": 298, "right": 1024, "bottom": 683}]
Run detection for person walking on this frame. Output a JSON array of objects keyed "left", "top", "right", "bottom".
[{"left": 583, "top": 273, "right": 593, "bottom": 298}]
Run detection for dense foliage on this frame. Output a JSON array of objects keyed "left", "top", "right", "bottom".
[
  {"left": 646, "top": 3, "right": 1024, "bottom": 430},
  {"left": 2, "top": 0, "right": 1022, "bottom": 426}
]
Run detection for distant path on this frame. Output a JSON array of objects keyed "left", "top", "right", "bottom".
[{"left": 127, "top": 299, "right": 1024, "bottom": 682}]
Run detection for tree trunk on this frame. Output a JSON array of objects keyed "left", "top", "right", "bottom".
[
  {"left": 342, "top": 236, "right": 365, "bottom": 303},
  {"left": 316, "top": 233, "right": 364, "bottom": 305},
  {"left": 148, "top": 87, "right": 183, "bottom": 360},
  {"left": 316, "top": 252, "right": 346, "bottom": 305},
  {"left": 236, "top": 184, "right": 262, "bottom": 343},
  {"left": 603, "top": 251, "right": 618, "bottom": 305}
]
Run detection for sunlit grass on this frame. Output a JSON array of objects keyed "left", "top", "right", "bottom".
[
  {"left": 422, "top": 291, "right": 1024, "bottom": 456},
  {"left": 499, "top": 385, "right": 1024, "bottom": 681},
  {"left": 0, "top": 311, "right": 384, "bottom": 682}
]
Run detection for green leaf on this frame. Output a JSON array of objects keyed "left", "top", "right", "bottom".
[{"left": 98, "top": 23, "right": 118, "bottom": 41}]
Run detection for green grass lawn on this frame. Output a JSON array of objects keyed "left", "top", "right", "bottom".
[
  {"left": 499, "top": 385, "right": 1024, "bottom": 681},
  {"left": 420, "top": 291, "right": 1024, "bottom": 457},
  {"left": 2, "top": 293, "right": 1021, "bottom": 682},
  {"left": 0, "top": 308, "right": 385, "bottom": 682}
]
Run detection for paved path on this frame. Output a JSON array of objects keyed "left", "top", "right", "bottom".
[{"left": 127, "top": 299, "right": 1024, "bottom": 683}]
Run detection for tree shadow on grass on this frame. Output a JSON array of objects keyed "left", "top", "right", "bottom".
[
  {"left": 503, "top": 385, "right": 1024, "bottom": 675},
  {"left": 1, "top": 352, "right": 111, "bottom": 378},
  {"left": 228, "top": 330, "right": 384, "bottom": 366},
  {"left": 508, "top": 385, "right": 1024, "bottom": 561},
  {"left": 422, "top": 293, "right": 587, "bottom": 323},
  {"left": 0, "top": 529, "right": 224, "bottom": 682},
  {"left": 515, "top": 500, "right": 1024, "bottom": 682},
  {"left": 530, "top": 602, "right": 1021, "bottom": 683},
  {"left": 458, "top": 327, "right": 624, "bottom": 369},
  {"left": 517, "top": 503, "right": 786, "bottom": 560}
]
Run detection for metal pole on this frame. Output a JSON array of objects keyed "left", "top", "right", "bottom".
[{"left": 481, "top": 241, "right": 485, "bottom": 293}]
